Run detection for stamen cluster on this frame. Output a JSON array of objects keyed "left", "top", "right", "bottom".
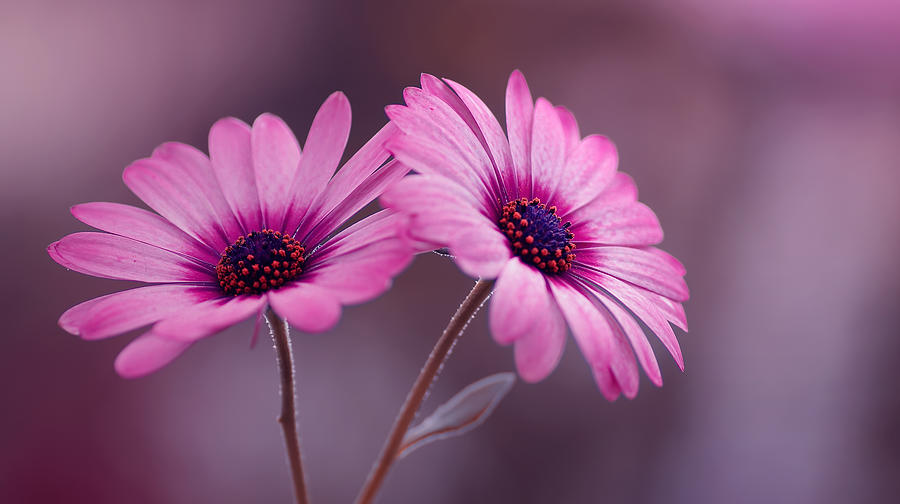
[
  {"left": 216, "top": 230, "right": 305, "bottom": 296},
  {"left": 498, "top": 198, "right": 575, "bottom": 274}
]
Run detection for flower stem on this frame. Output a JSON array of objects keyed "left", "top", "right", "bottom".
[
  {"left": 266, "top": 309, "right": 310, "bottom": 504},
  {"left": 355, "top": 279, "right": 495, "bottom": 504}
]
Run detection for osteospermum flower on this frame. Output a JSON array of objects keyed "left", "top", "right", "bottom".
[
  {"left": 381, "top": 71, "right": 689, "bottom": 400},
  {"left": 49, "top": 93, "right": 412, "bottom": 378}
]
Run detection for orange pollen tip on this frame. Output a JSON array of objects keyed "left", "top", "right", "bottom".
[{"left": 216, "top": 229, "right": 305, "bottom": 296}]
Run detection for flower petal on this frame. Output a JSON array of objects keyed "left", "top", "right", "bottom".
[
  {"left": 301, "top": 159, "right": 408, "bottom": 247},
  {"left": 530, "top": 97, "right": 566, "bottom": 200},
  {"left": 380, "top": 174, "right": 496, "bottom": 248},
  {"left": 444, "top": 77, "right": 516, "bottom": 200},
  {"left": 556, "top": 105, "right": 580, "bottom": 156},
  {"left": 570, "top": 201, "right": 664, "bottom": 247},
  {"left": 59, "top": 284, "right": 223, "bottom": 340},
  {"left": 304, "top": 122, "right": 396, "bottom": 231},
  {"left": 153, "top": 295, "right": 266, "bottom": 342},
  {"left": 123, "top": 157, "right": 232, "bottom": 252},
  {"left": 399, "top": 87, "right": 501, "bottom": 201},
  {"left": 305, "top": 222, "right": 412, "bottom": 305},
  {"left": 489, "top": 258, "right": 551, "bottom": 345},
  {"left": 548, "top": 279, "right": 640, "bottom": 399},
  {"left": 151, "top": 142, "right": 244, "bottom": 245},
  {"left": 594, "top": 293, "right": 663, "bottom": 387},
  {"left": 387, "top": 132, "right": 501, "bottom": 217},
  {"left": 513, "top": 294, "right": 566, "bottom": 383},
  {"left": 639, "top": 289, "right": 688, "bottom": 331},
  {"left": 505, "top": 69, "right": 534, "bottom": 197},
  {"left": 575, "top": 268, "right": 684, "bottom": 370},
  {"left": 209, "top": 117, "right": 263, "bottom": 233},
  {"left": 449, "top": 225, "right": 512, "bottom": 279},
  {"left": 311, "top": 211, "right": 405, "bottom": 262},
  {"left": 71, "top": 202, "right": 218, "bottom": 264},
  {"left": 591, "top": 366, "right": 623, "bottom": 402},
  {"left": 576, "top": 246, "right": 689, "bottom": 301},
  {"left": 251, "top": 113, "right": 301, "bottom": 231},
  {"left": 49, "top": 232, "right": 214, "bottom": 283},
  {"left": 550, "top": 135, "right": 618, "bottom": 216},
  {"left": 283, "top": 92, "right": 352, "bottom": 237},
  {"left": 643, "top": 246, "right": 687, "bottom": 275},
  {"left": 267, "top": 282, "right": 342, "bottom": 333},
  {"left": 114, "top": 332, "right": 192, "bottom": 379}
]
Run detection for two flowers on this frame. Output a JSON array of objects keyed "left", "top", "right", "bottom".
[
  {"left": 49, "top": 70, "right": 689, "bottom": 500},
  {"left": 51, "top": 70, "right": 687, "bottom": 396}
]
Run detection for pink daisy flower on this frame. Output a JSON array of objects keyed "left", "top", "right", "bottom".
[
  {"left": 50, "top": 93, "right": 412, "bottom": 378},
  {"left": 381, "top": 71, "right": 689, "bottom": 400}
]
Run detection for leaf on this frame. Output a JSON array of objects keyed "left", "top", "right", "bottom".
[{"left": 399, "top": 372, "right": 516, "bottom": 458}]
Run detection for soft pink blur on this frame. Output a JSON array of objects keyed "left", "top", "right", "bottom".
[{"left": 3, "top": 1, "right": 899, "bottom": 503}]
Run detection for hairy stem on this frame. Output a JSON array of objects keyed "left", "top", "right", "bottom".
[
  {"left": 355, "top": 279, "right": 495, "bottom": 504},
  {"left": 266, "top": 309, "right": 310, "bottom": 504}
]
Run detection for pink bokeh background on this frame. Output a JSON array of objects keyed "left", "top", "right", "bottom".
[{"left": 3, "top": 1, "right": 899, "bottom": 502}]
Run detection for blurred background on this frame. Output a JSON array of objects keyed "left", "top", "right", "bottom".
[{"left": 2, "top": 0, "right": 899, "bottom": 502}]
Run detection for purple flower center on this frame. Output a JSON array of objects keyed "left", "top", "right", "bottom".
[
  {"left": 498, "top": 198, "right": 576, "bottom": 275},
  {"left": 216, "top": 230, "right": 305, "bottom": 296}
]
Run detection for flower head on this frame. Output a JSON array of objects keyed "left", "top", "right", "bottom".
[
  {"left": 381, "top": 71, "right": 689, "bottom": 400},
  {"left": 49, "top": 93, "right": 412, "bottom": 378}
]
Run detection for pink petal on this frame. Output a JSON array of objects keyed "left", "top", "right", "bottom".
[
  {"left": 556, "top": 105, "right": 581, "bottom": 156},
  {"left": 59, "top": 284, "right": 222, "bottom": 340},
  {"left": 406, "top": 211, "right": 496, "bottom": 253},
  {"left": 588, "top": 172, "right": 638, "bottom": 209},
  {"left": 576, "top": 246, "right": 689, "bottom": 301},
  {"left": 267, "top": 282, "right": 341, "bottom": 333},
  {"left": 151, "top": 142, "right": 244, "bottom": 245},
  {"left": 591, "top": 366, "right": 623, "bottom": 401},
  {"left": 301, "top": 159, "right": 408, "bottom": 247},
  {"left": 444, "top": 77, "right": 517, "bottom": 200},
  {"left": 575, "top": 268, "right": 684, "bottom": 370},
  {"left": 381, "top": 177, "right": 496, "bottom": 250},
  {"left": 513, "top": 295, "right": 566, "bottom": 383},
  {"left": 305, "top": 217, "right": 413, "bottom": 305},
  {"left": 251, "top": 113, "right": 301, "bottom": 231},
  {"left": 419, "top": 74, "right": 489, "bottom": 162},
  {"left": 548, "top": 279, "right": 640, "bottom": 399},
  {"left": 489, "top": 258, "right": 552, "bottom": 345},
  {"left": 640, "top": 289, "right": 689, "bottom": 331},
  {"left": 71, "top": 202, "right": 218, "bottom": 264},
  {"left": 386, "top": 133, "right": 500, "bottom": 218},
  {"left": 311, "top": 211, "right": 404, "bottom": 262},
  {"left": 209, "top": 117, "right": 263, "bottom": 233},
  {"left": 305, "top": 122, "right": 396, "bottom": 231},
  {"left": 551, "top": 135, "right": 618, "bottom": 216},
  {"left": 305, "top": 262, "right": 399, "bottom": 305},
  {"left": 530, "top": 97, "right": 566, "bottom": 200},
  {"left": 283, "top": 92, "right": 352, "bottom": 237},
  {"left": 123, "top": 157, "right": 232, "bottom": 252},
  {"left": 380, "top": 174, "right": 496, "bottom": 247},
  {"left": 505, "top": 69, "right": 534, "bottom": 197},
  {"left": 400, "top": 87, "right": 501, "bottom": 200},
  {"left": 114, "top": 332, "right": 192, "bottom": 379},
  {"left": 570, "top": 201, "right": 664, "bottom": 247},
  {"left": 643, "top": 246, "right": 687, "bottom": 275},
  {"left": 153, "top": 295, "right": 266, "bottom": 342},
  {"left": 49, "top": 232, "right": 214, "bottom": 283},
  {"left": 449, "top": 225, "right": 512, "bottom": 279},
  {"left": 560, "top": 173, "right": 638, "bottom": 222},
  {"left": 594, "top": 293, "right": 663, "bottom": 387}
]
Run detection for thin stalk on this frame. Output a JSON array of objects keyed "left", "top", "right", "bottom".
[
  {"left": 266, "top": 309, "right": 310, "bottom": 504},
  {"left": 355, "top": 279, "right": 495, "bottom": 504}
]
